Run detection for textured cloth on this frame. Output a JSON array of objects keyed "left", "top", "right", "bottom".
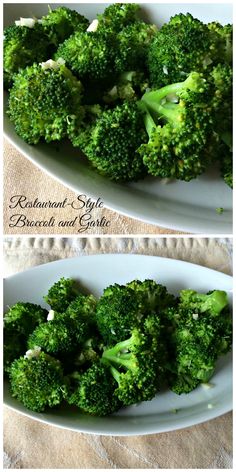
[
  {"left": 4, "top": 140, "right": 182, "bottom": 235},
  {"left": 3, "top": 237, "right": 232, "bottom": 469}
]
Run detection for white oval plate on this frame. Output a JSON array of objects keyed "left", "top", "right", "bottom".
[
  {"left": 4, "top": 254, "right": 232, "bottom": 436},
  {"left": 3, "top": 3, "right": 233, "bottom": 234}
]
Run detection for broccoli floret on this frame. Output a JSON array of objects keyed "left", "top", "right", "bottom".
[
  {"left": 97, "top": 3, "right": 141, "bottom": 34},
  {"left": 3, "top": 23, "right": 52, "bottom": 89},
  {"left": 179, "top": 289, "right": 228, "bottom": 315},
  {"left": 41, "top": 6, "right": 89, "bottom": 45},
  {"left": 114, "top": 22, "right": 157, "bottom": 73},
  {"left": 55, "top": 30, "right": 116, "bottom": 83},
  {"left": 70, "top": 101, "right": 147, "bottom": 182},
  {"left": 208, "top": 22, "right": 232, "bottom": 65},
  {"left": 126, "top": 279, "right": 176, "bottom": 313},
  {"left": 8, "top": 63, "right": 84, "bottom": 144},
  {"left": 3, "top": 302, "right": 47, "bottom": 373},
  {"left": 95, "top": 284, "right": 146, "bottom": 344},
  {"left": 67, "top": 363, "right": 121, "bottom": 416},
  {"left": 44, "top": 278, "right": 79, "bottom": 312},
  {"left": 138, "top": 72, "right": 214, "bottom": 181},
  {"left": 4, "top": 302, "right": 47, "bottom": 335},
  {"left": 102, "top": 315, "right": 165, "bottom": 405},
  {"left": 9, "top": 350, "right": 67, "bottom": 412},
  {"left": 27, "top": 314, "right": 89, "bottom": 356},
  {"left": 148, "top": 13, "right": 228, "bottom": 88},
  {"left": 164, "top": 294, "right": 232, "bottom": 394},
  {"left": 65, "top": 294, "right": 97, "bottom": 325}
]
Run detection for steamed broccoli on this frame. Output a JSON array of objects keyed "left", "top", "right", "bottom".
[
  {"left": 70, "top": 101, "right": 147, "bottom": 182},
  {"left": 44, "top": 278, "right": 79, "bottom": 312},
  {"left": 3, "top": 23, "right": 52, "bottom": 88},
  {"left": 127, "top": 279, "right": 176, "bottom": 313},
  {"left": 65, "top": 294, "right": 97, "bottom": 325},
  {"left": 103, "top": 71, "right": 149, "bottom": 104},
  {"left": 55, "top": 30, "right": 116, "bottom": 83},
  {"left": 163, "top": 291, "right": 232, "bottom": 394},
  {"left": 114, "top": 22, "right": 157, "bottom": 73},
  {"left": 9, "top": 350, "right": 67, "bottom": 412},
  {"left": 148, "top": 13, "right": 229, "bottom": 88},
  {"left": 97, "top": 3, "right": 141, "bottom": 34},
  {"left": 102, "top": 315, "right": 165, "bottom": 405},
  {"left": 27, "top": 314, "right": 89, "bottom": 356},
  {"left": 138, "top": 72, "right": 215, "bottom": 181},
  {"left": 67, "top": 363, "right": 121, "bottom": 416},
  {"left": 179, "top": 289, "right": 228, "bottom": 315},
  {"left": 41, "top": 6, "right": 89, "bottom": 45},
  {"left": 8, "top": 63, "right": 84, "bottom": 144},
  {"left": 95, "top": 284, "right": 146, "bottom": 343}
]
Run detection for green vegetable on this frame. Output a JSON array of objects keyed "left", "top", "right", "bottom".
[
  {"left": 41, "top": 6, "right": 89, "bottom": 45},
  {"left": 9, "top": 351, "right": 67, "bottom": 412},
  {"left": 44, "top": 277, "right": 79, "bottom": 312}
]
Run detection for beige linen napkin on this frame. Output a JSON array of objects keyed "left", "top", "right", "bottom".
[
  {"left": 4, "top": 140, "right": 183, "bottom": 235},
  {"left": 3, "top": 237, "right": 232, "bottom": 469}
]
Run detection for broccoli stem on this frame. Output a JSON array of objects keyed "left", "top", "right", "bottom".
[{"left": 102, "top": 335, "right": 136, "bottom": 370}]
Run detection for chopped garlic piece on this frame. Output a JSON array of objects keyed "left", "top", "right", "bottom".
[
  {"left": 15, "top": 17, "right": 36, "bottom": 28},
  {"left": 47, "top": 310, "right": 55, "bottom": 321},
  {"left": 40, "top": 58, "right": 65, "bottom": 70},
  {"left": 163, "top": 66, "right": 168, "bottom": 75},
  {"left": 201, "top": 382, "right": 214, "bottom": 390},
  {"left": 111, "top": 328, "right": 116, "bottom": 335},
  {"left": 87, "top": 19, "right": 99, "bottom": 32},
  {"left": 192, "top": 313, "right": 199, "bottom": 320},
  {"left": 207, "top": 403, "right": 214, "bottom": 409},
  {"left": 24, "top": 346, "right": 41, "bottom": 359}
]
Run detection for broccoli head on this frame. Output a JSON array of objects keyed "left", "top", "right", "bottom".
[
  {"left": 67, "top": 363, "right": 121, "bottom": 416},
  {"left": 95, "top": 283, "right": 146, "bottom": 344},
  {"left": 148, "top": 13, "right": 229, "bottom": 88},
  {"left": 102, "top": 315, "right": 165, "bottom": 405},
  {"left": 4, "top": 302, "right": 47, "bottom": 336},
  {"left": 97, "top": 3, "right": 141, "bottom": 34},
  {"left": 138, "top": 72, "right": 214, "bottom": 181},
  {"left": 179, "top": 289, "right": 229, "bottom": 315},
  {"left": 65, "top": 294, "right": 97, "bottom": 325},
  {"left": 126, "top": 279, "right": 176, "bottom": 313},
  {"left": 70, "top": 101, "right": 148, "bottom": 182},
  {"left": 55, "top": 30, "right": 116, "bottom": 83},
  {"left": 9, "top": 350, "right": 67, "bottom": 412},
  {"left": 44, "top": 277, "right": 79, "bottom": 312},
  {"left": 3, "top": 23, "right": 52, "bottom": 89},
  {"left": 8, "top": 62, "right": 84, "bottom": 144},
  {"left": 41, "top": 6, "right": 89, "bottom": 45},
  {"left": 103, "top": 71, "right": 149, "bottom": 104},
  {"left": 114, "top": 22, "right": 157, "bottom": 73},
  {"left": 27, "top": 313, "right": 89, "bottom": 356},
  {"left": 163, "top": 292, "right": 232, "bottom": 394}
]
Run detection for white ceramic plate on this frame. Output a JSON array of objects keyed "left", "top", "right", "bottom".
[
  {"left": 4, "top": 254, "right": 232, "bottom": 436},
  {"left": 3, "top": 3, "right": 233, "bottom": 234}
]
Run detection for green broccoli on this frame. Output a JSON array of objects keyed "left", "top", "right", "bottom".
[
  {"left": 3, "top": 301, "right": 48, "bottom": 372},
  {"left": 65, "top": 294, "right": 97, "bottom": 325},
  {"left": 138, "top": 71, "right": 215, "bottom": 181},
  {"left": 126, "top": 279, "right": 176, "bottom": 313},
  {"left": 148, "top": 13, "right": 230, "bottom": 88},
  {"left": 55, "top": 30, "right": 116, "bottom": 83},
  {"left": 97, "top": 3, "right": 141, "bottom": 34},
  {"left": 4, "top": 302, "right": 47, "bottom": 335},
  {"left": 163, "top": 292, "right": 232, "bottom": 394},
  {"left": 208, "top": 22, "right": 232, "bottom": 65},
  {"left": 8, "top": 63, "right": 84, "bottom": 144},
  {"left": 9, "top": 350, "right": 67, "bottom": 412},
  {"left": 114, "top": 22, "right": 157, "bottom": 73},
  {"left": 95, "top": 284, "right": 146, "bottom": 344},
  {"left": 67, "top": 363, "right": 121, "bottom": 416},
  {"left": 179, "top": 289, "right": 228, "bottom": 315},
  {"left": 70, "top": 101, "right": 148, "bottom": 182},
  {"left": 27, "top": 314, "right": 89, "bottom": 356},
  {"left": 102, "top": 315, "right": 165, "bottom": 405},
  {"left": 44, "top": 278, "right": 80, "bottom": 312},
  {"left": 3, "top": 23, "right": 52, "bottom": 89},
  {"left": 41, "top": 6, "right": 89, "bottom": 46}
]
